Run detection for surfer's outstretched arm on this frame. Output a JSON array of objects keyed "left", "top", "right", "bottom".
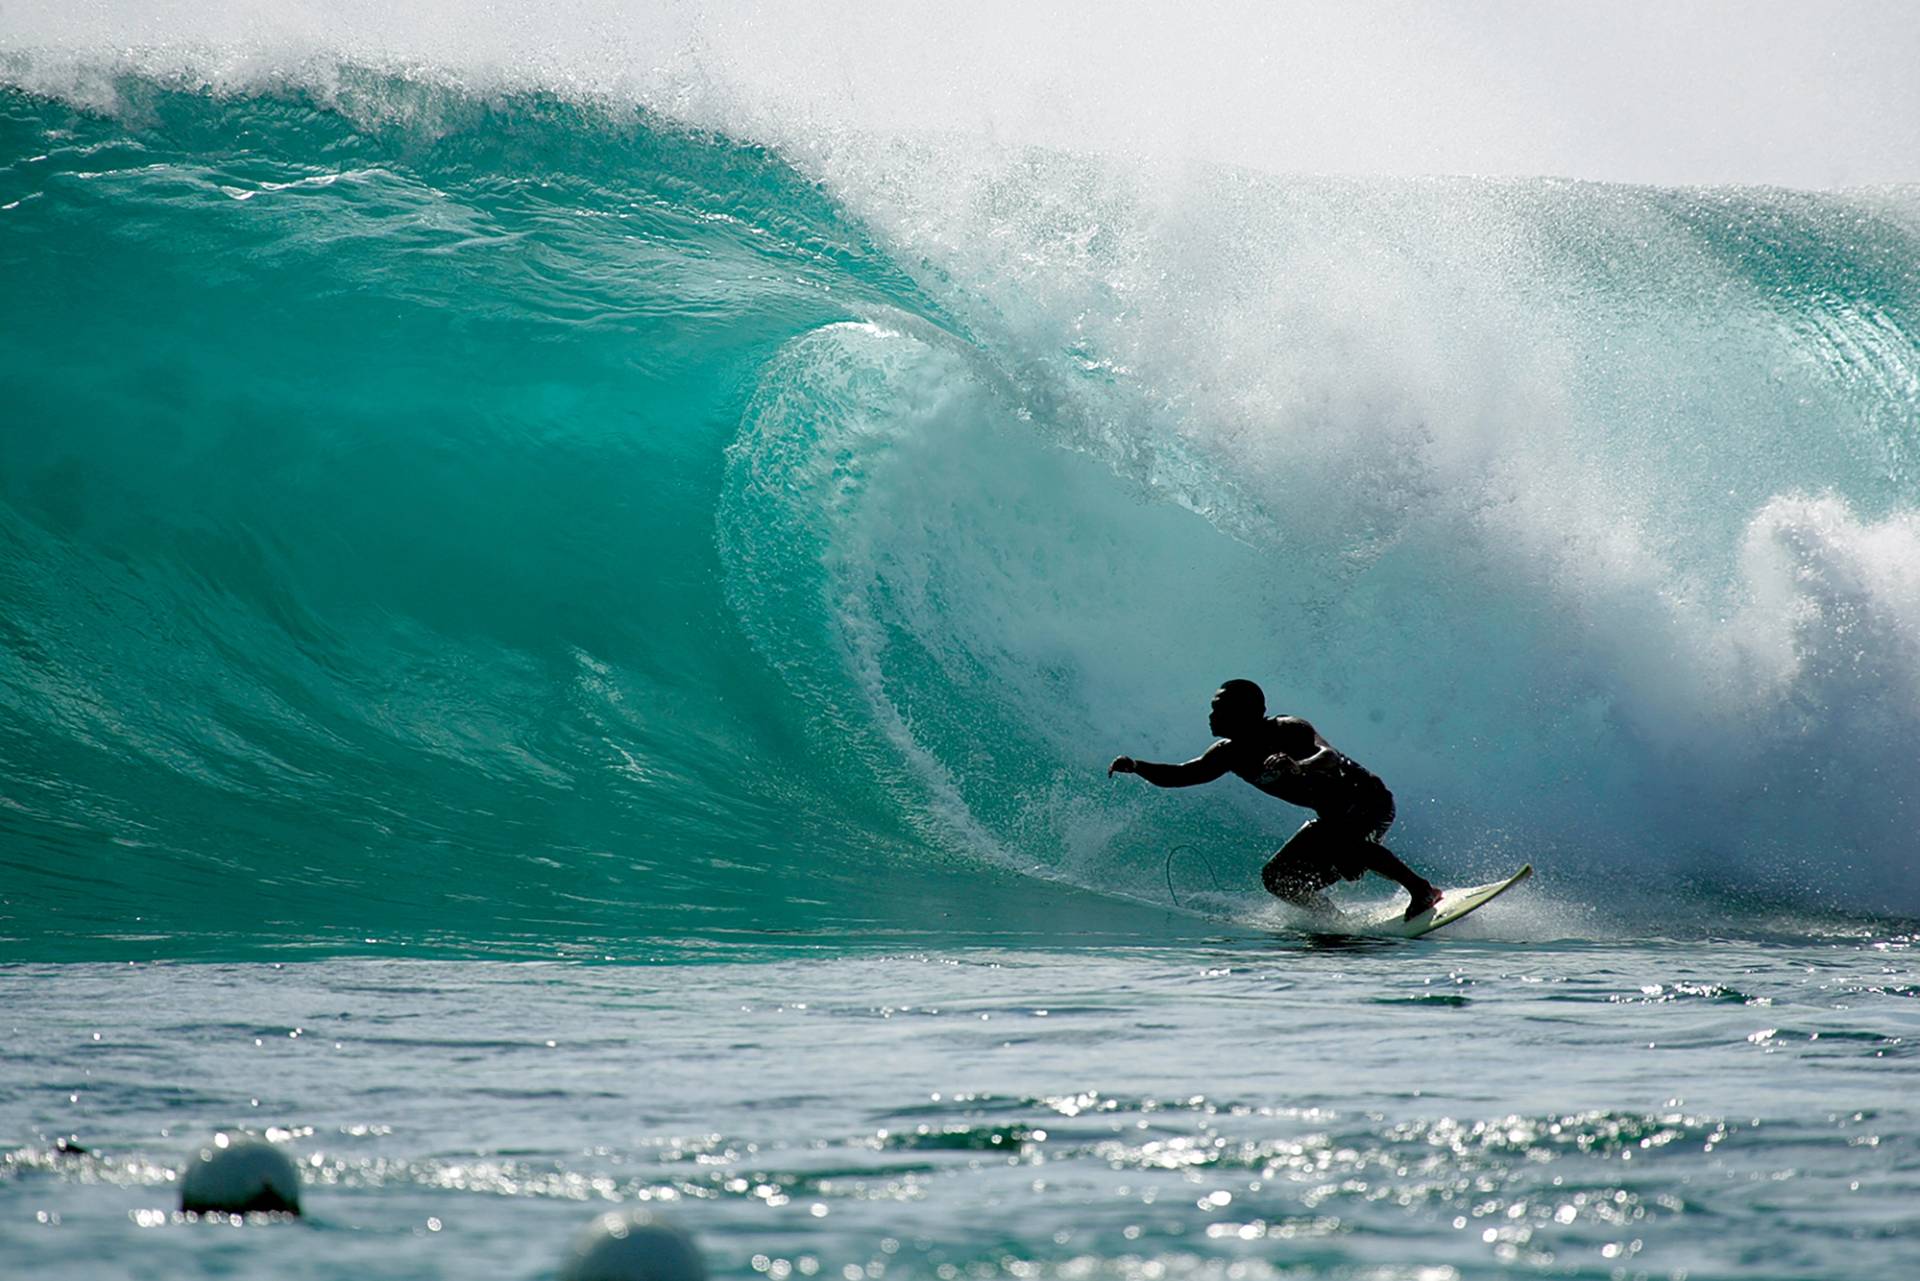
[{"left": 1109, "top": 741, "right": 1233, "bottom": 787}]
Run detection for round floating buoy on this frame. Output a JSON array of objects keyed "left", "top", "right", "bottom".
[
  {"left": 179, "top": 1132, "right": 301, "bottom": 1215},
  {"left": 560, "top": 1208, "right": 707, "bottom": 1281}
]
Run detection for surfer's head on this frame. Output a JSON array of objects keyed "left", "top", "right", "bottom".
[{"left": 1209, "top": 679, "right": 1266, "bottom": 738}]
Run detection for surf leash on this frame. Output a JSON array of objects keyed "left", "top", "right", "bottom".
[{"left": 1164, "top": 843, "right": 1224, "bottom": 908}]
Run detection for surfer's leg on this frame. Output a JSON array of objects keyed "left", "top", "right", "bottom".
[
  {"left": 1335, "top": 796, "right": 1439, "bottom": 919},
  {"left": 1351, "top": 842, "right": 1442, "bottom": 918},
  {"left": 1260, "top": 820, "right": 1341, "bottom": 906}
]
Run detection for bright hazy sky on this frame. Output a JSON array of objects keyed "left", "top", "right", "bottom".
[{"left": 4, "top": 1, "right": 1918, "bottom": 187}]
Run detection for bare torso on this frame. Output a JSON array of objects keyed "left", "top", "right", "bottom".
[{"left": 1223, "top": 716, "right": 1388, "bottom": 816}]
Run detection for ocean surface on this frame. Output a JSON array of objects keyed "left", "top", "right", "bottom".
[{"left": 3, "top": 34, "right": 1920, "bottom": 1281}]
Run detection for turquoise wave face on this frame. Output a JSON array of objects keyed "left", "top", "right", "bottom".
[
  {"left": 0, "top": 82, "right": 979, "bottom": 956},
  {"left": 3, "top": 76, "right": 1918, "bottom": 957}
]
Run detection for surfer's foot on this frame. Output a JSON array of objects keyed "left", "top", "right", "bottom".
[{"left": 1404, "top": 883, "right": 1442, "bottom": 920}]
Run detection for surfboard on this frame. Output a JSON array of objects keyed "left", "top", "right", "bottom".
[{"left": 1317, "top": 864, "right": 1532, "bottom": 939}]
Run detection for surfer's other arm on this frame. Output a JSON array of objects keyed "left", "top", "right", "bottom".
[
  {"left": 1109, "top": 741, "right": 1233, "bottom": 787},
  {"left": 1259, "top": 744, "right": 1329, "bottom": 783}
]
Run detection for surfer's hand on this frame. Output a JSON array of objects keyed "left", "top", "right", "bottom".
[
  {"left": 1108, "top": 756, "right": 1137, "bottom": 778},
  {"left": 1262, "top": 753, "right": 1298, "bottom": 776}
]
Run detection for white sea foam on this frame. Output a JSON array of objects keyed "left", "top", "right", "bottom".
[{"left": 723, "top": 147, "right": 1920, "bottom": 913}]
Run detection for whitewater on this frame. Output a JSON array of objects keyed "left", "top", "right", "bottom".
[{"left": 2, "top": 5, "right": 1918, "bottom": 1279}]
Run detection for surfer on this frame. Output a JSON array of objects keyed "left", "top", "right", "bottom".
[{"left": 1108, "top": 679, "right": 1443, "bottom": 920}]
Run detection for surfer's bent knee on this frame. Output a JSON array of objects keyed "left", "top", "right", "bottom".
[{"left": 1261, "top": 824, "right": 1338, "bottom": 900}]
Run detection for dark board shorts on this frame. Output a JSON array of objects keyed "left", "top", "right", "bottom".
[{"left": 1262, "top": 787, "right": 1396, "bottom": 894}]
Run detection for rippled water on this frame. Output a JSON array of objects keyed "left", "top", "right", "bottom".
[{"left": 6, "top": 932, "right": 1916, "bottom": 1279}]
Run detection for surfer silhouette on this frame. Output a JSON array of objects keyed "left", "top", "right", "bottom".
[{"left": 1109, "top": 679, "right": 1442, "bottom": 920}]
